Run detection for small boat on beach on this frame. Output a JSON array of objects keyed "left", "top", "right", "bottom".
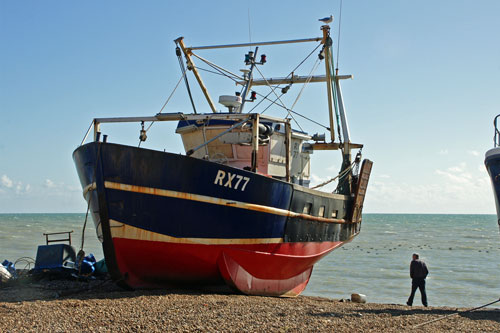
[
  {"left": 73, "top": 23, "right": 372, "bottom": 296},
  {"left": 485, "top": 114, "right": 500, "bottom": 231}
]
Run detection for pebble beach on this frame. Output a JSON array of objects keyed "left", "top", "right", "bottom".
[{"left": 1, "top": 280, "right": 499, "bottom": 332}]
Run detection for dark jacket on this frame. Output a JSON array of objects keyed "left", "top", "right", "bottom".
[{"left": 410, "top": 259, "right": 428, "bottom": 279}]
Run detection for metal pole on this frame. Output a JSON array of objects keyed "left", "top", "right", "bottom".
[
  {"left": 251, "top": 114, "right": 260, "bottom": 172},
  {"left": 240, "top": 47, "right": 258, "bottom": 113},
  {"left": 285, "top": 120, "right": 292, "bottom": 182},
  {"left": 93, "top": 119, "right": 101, "bottom": 141},
  {"left": 176, "top": 37, "right": 217, "bottom": 113},
  {"left": 189, "top": 37, "right": 322, "bottom": 51},
  {"left": 335, "top": 78, "right": 351, "bottom": 144},
  {"left": 80, "top": 120, "right": 95, "bottom": 146}
]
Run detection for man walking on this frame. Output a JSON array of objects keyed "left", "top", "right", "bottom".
[{"left": 406, "top": 253, "right": 428, "bottom": 307}]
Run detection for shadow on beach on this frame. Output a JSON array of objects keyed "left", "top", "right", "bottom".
[
  {"left": 309, "top": 305, "right": 500, "bottom": 324},
  {"left": 0, "top": 277, "right": 237, "bottom": 303}
]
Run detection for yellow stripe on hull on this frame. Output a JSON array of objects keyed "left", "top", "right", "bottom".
[
  {"left": 109, "top": 219, "right": 283, "bottom": 245},
  {"left": 103, "top": 181, "right": 349, "bottom": 224}
]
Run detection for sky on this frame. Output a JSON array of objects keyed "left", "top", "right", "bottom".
[{"left": 1, "top": 0, "right": 499, "bottom": 214}]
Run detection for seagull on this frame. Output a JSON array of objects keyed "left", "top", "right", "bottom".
[{"left": 318, "top": 15, "right": 333, "bottom": 24}]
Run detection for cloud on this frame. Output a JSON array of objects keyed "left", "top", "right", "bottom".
[
  {"left": 438, "top": 149, "right": 449, "bottom": 155},
  {"left": 0, "top": 175, "right": 31, "bottom": 195},
  {"left": 42, "top": 179, "right": 81, "bottom": 195},
  {"left": 365, "top": 162, "right": 494, "bottom": 214},
  {"left": 326, "top": 164, "right": 339, "bottom": 172},
  {"left": 15, "top": 182, "right": 31, "bottom": 195},
  {"left": 44, "top": 179, "right": 56, "bottom": 188},
  {"left": 467, "top": 150, "right": 480, "bottom": 157},
  {"left": 1, "top": 175, "right": 13, "bottom": 188}
]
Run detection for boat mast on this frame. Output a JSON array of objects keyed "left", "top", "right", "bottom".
[
  {"left": 322, "top": 25, "right": 336, "bottom": 143},
  {"left": 175, "top": 37, "right": 218, "bottom": 113},
  {"left": 322, "top": 24, "right": 354, "bottom": 194}
]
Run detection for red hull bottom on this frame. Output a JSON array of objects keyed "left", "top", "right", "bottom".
[{"left": 112, "top": 238, "right": 343, "bottom": 297}]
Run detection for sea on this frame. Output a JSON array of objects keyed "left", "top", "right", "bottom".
[{"left": 1, "top": 213, "right": 499, "bottom": 308}]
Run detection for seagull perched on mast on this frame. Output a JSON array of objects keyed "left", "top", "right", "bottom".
[{"left": 318, "top": 15, "right": 333, "bottom": 24}]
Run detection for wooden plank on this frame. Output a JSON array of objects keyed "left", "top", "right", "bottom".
[{"left": 350, "top": 159, "right": 373, "bottom": 223}]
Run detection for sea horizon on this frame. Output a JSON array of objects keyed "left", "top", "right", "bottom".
[{"left": 0, "top": 212, "right": 496, "bottom": 215}]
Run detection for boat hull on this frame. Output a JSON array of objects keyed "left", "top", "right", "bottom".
[
  {"left": 485, "top": 148, "right": 500, "bottom": 230},
  {"left": 73, "top": 142, "right": 365, "bottom": 296}
]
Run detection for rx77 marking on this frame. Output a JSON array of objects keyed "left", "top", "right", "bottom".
[{"left": 214, "top": 170, "right": 250, "bottom": 191}]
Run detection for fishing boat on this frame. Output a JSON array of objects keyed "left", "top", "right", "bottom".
[
  {"left": 485, "top": 114, "right": 500, "bottom": 231},
  {"left": 73, "top": 23, "right": 373, "bottom": 297}
]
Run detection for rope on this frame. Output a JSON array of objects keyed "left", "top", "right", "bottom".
[
  {"left": 311, "top": 159, "right": 355, "bottom": 190},
  {"left": 412, "top": 298, "right": 500, "bottom": 329},
  {"left": 13, "top": 257, "right": 35, "bottom": 277}
]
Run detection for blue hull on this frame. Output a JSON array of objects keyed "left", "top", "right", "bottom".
[
  {"left": 73, "top": 142, "right": 363, "bottom": 290},
  {"left": 485, "top": 148, "right": 500, "bottom": 230}
]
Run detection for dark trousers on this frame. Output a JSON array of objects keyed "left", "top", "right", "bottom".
[{"left": 407, "top": 278, "right": 427, "bottom": 306}]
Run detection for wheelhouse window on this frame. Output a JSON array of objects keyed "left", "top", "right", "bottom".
[
  {"left": 303, "top": 203, "right": 312, "bottom": 214},
  {"left": 318, "top": 206, "right": 325, "bottom": 217}
]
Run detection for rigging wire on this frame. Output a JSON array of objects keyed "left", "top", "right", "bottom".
[
  {"left": 336, "top": 0, "right": 343, "bottom": 72},
  {"left": 142, "top": 72, "right": 186, "bottom": 132},
  {"left": 195, "top": 66, "right": 231, "bottom": 78},
  {"left": 254, "top": 91, "right": 329, "bottom": 130},
  {"left": 194, "top": 64, "right": 240, "bottom": 84},
  {"left": 190, "top": 53, "right": 244, "bottom": 81},
  {"left": 246, "top": 43, "right": 322, "bottom": 114},
  {"left": 137, "top": 73, "right": 187, "bottom": 147},
  {"left": 258, "top": 92, "right": 284, "bottom": 115},
  {"left": 175, "top": 45, "right": 197, "bottom": 114},
  {"left": 255, "top": 57, "right": 325, "bottom": 130},
  {"left": 289, "top": 58, "right": 321, "bottom": 110},
  {"left": 254, "top": 65, "right": 304, "bottom": 131}
]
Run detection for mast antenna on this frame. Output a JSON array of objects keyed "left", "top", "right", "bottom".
[
  {"left": 247, "top": 8, "right": 252, "bottom": 50},
  {"left": 336, "top": 0, "right": 343, "bottom": 76}
]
